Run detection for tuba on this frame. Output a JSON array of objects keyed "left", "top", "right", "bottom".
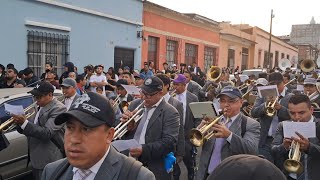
[
  {"left": 207, "top": 66, "right": 221, "bottom": 82},
  {"left": 300, "top": 59, "right": 316, "bottom": 73},
  {"left": 279, "top": 58, "right": 292, "bottom": 71},
  {"left": 284, "top": 140, "right": 303, "bottom": 174}
]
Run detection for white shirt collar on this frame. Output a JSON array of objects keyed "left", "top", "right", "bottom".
[
  {"left": 225, "top": 112, "right": 240, "bottom": 123},
  {"left": 309, "top": 116, "right": 315, "bottom": 122},
  {"left": 73, "top": 146, "right": 110, "bottom": 175},
  {"left": 67, "top": 93, "right": 77, "bottom": 100},
  {"left": 164, "top": 92, "right": 170, "bottom": 102},
  {"left": 280, "top": 89, "right": 286, "bottom": 97},
  {"left": 179, "top": 90, "right": 187, "bottom": 97}
]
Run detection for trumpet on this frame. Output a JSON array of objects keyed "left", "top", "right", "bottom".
[
  {"left": 284, "top": 78, "right": 296, "bottom": 86},
  {"left": 284, "top": 140, "right": 303, "bottom": 174},
  {"left": 113, "top": 101, "right": 145, "bottom": 140},
  {"left": 265, "top": 96, "right": 279, "bottom": 117},
  {"left": 307, "top": 91, "right": 320, "bottom": 108},
  {"left": 170, "top": 89, "right": 177, "bottom": 97},
  {"left": 189, "top": 113, "right": 229, "bottom": 147},
  {"left": 0, "top": 102, "right": 37, "bottom": 132},
  {"left": 238, "top": 80, "right": 256, "bottom": 91},
  {"left": 112, "top": 95, "right": 121, "bottom": 112}
]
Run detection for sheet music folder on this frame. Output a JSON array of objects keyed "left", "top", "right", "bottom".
[{"left": 189, "top": 101, "right": 218, "bottom": 119}]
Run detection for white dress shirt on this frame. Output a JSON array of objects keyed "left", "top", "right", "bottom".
[
  {"left": 138, "top": 98, "right": 163, "bottom": 144},
  {"left": 72, "top": 146, "right": 110, "bottom": 180},
  {"left": 163, "top": 92, "right": 170, "bottom": 102},
  {"left": 176, "top": 90, "right": 187, "bottom": 125},
  {"left": 65, "top": 93, "right": 77, "bottom": 111},
  {"left": 21, "top": 107, "right": 43, "bottom": 129}
]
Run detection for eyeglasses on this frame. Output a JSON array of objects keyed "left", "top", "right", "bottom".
[{"left": 220, "top": 98, "right": 240, "bottom": 104}]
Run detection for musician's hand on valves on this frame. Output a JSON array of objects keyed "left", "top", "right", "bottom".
[
  {"left": 211, "top": 122, "right": 231, "bottom": 138},
  {"left": 292, "top": 132, "right": 310, "bottom": 152},
  {"left": 12, "top": 114, "right": 26, "bottom": 126},
  {"left": 197, "top": 117, "right": 211, "bottom": 129},
  {"left": 282, "top": 138, "right": 293, "bottom": 150},
  {"left": 274, "top": 101, "right": 282, "bottom": 110},
  {"left": 120, "top": 109, "right": 137, "bottom": 131}
]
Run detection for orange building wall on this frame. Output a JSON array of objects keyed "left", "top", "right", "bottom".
[{"left": 142, "top": 10, "right": 220, "bottom": 70}]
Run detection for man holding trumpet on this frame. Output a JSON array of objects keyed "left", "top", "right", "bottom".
[
  {"left": 251, "top": 72, "right": 292, "bottom": 163},
  {"left": 271, "top": 94, "right": 320, "bottom": 180},
  {"left": 121, "top": 76, "right": 180, "bottom": 180},
  {"left": 196, "top": 86, "right": 260, "bottom": 180}
]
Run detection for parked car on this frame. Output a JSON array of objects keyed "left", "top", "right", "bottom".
[
  {"left": 241, "top": 69, "right": 267, "bottom": 79},
  {"left": 0, "top": 88, "right": 63, "bottom": 180}
]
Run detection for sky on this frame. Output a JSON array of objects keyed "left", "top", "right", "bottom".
[{"left": 148, "top": 0, "right": 320, "bottom": 36}]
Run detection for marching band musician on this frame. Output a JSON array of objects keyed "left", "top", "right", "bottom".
[
  {"left": 251, "top": 72, "right": 293, "bottom": 163},
  {"left": 184, "top": 71, "right": 202, "bottom": 98},
  {"left": 156, "top": 74, "right": 185, "bottom": 180},
  {"left": 271, "top": 94, "right": 320, "bottom": 180},
  {"left": 12, "top": 81, "right": 67, "bottom": 180},
  {"left": 60, "top": 78, "right": 80, "bottom": 111},
  {"left": 196, "top": 86, "right": 260, "bottom": 180},
  {"left": 115, "top": 79, "right": 134, "bottom": 113},
  {"left": 121, "top": 76, "right": 180, "bottom": 180},
  {"left": 172, "top": 74, "right": 200, "bottom": 180},
  {"left": 303, "top": 78, "right": 320, "bottom": 107}
]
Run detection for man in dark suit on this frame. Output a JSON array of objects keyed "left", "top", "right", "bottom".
[
  {"left": 251, "top": 72, "right": 292, "bottom": 163},
  {"left": 271, "top": 94, "right": 320, "bottom": 180},
  {"left": 121, "top": 76, "right": 180, "bottom": 179},
  {"left": 116, "top": 79, "right": 134, "bottom": 113},
  {"left": 173, "top": 74, "right": 200, "bottom": 180},
  {"left": 42, "top": 92, "right": 155, "bottom": 180},
  {"left": 12, "top": 81, "right": 67, "bottom": 180},
  {"left": 196, "top": 86, "right": 261, "bottom": 180},
  {"left": 156, "top": 74, "right": 185, "bottom": 180},
  {"left": 60, "top": 78, "right": 80, "bottom": 111},
  {"left": 184, "top": 71, "right": 202, "bottom": 98}
]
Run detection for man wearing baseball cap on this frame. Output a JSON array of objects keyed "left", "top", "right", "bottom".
[
  {"left": 251, "top": 72, "right": 292, "bottom": 165},
  {"left": 196, "top": 86, "right": 260, "bottom": 180},
  {"left": 42, "top": 92, "right": 155, "bottom": 180},
  {"left": 121, "top": 76, "right": 180, "bottom": 179},
  {"left": 303, "top": 77, "right": 320, "bottom": 108},
  {"left": 60, "top": 78, "right": 80, "bottom": 111},
  {"left": 12, "top": 81, "right": 67, "bottom": 180}
]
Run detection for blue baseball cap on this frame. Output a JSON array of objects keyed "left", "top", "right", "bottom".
[{"left": 217, "top": 86, "right": 243, "bottom": 99}]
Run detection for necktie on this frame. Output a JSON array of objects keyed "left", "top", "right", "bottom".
[
  {"left": 133, "top": 108, "right": 150, "bottom": 141},
  {"left": 78, "top": 169, "right": 92, "bottom": 180},
  {"left": 208, "top": 117, "right": 230, "bottom": 173}
]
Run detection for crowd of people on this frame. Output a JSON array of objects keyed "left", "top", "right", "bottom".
[{"left": 0, "top": 60, "right": 320, "bottom": 180}]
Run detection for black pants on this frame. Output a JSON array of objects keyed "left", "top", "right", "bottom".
[
  {"left": 173, "top": 141, "right": 196, "bottom": 180},
  {"left": 32, "top": 168, "right": 43, "bottom": 180}
]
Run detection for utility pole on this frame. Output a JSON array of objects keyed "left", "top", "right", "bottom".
[{"left": 267, "top": 9, "right": 274, "bottom": 69}]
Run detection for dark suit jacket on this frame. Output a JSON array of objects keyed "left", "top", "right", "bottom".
[
  {"left": 185, "top": 91, "right": 200, "bottom": 139},
  {"left": 271, "top": 120, "right": 320, "bottom": 180},
  {"left": 63, "top": 93, "right": 80, "bottom": 110},
  {"left": 168, "top": 96, "right": 185, "bottom": 157},
  {"left": 196, "top": 113, "right": 261, "bottom": 180},
  {"left": 41, "top": 146, "right": 155, "bottom": 180},
  {"left": 17, "top": 98, "right": 67, "bottom": 169},
  {"left": 187, "top": 80, "right": 202, "bottom": 98},
  {"left": 251, "top": 92, "right": 292, "bottom": 147},
  {"left": 127, "top": 98, "right": 180, "bottom": 180}
]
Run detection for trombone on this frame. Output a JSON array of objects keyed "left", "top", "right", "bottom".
[
  {"left": 284, "top": 140, "right": 303, "bottom": 174},
  {"left": 0, "top": 102, "right": 37, "bottom": 132},
  {"left": 189, "top": 113, "right": 229, "bottom": 147},
  {"left": 265, "top": 96, "right": 279, "bottom": 117},
  {"left": 113, "top": 101, "right": 145, "bottom": 140},
  {"left": 112, "top": 95, "right": 121, "bottom": 112},
  {"left": 284, "top": 78, "right": 296, "bottom": 87}
]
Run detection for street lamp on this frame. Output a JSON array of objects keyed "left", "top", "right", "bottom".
[{"left": 267, "top": 9, "right": 275, "bottom": 69}]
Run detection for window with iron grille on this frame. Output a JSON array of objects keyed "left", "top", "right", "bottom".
[
  {"left": 227, "top": 49, "right": 235, "bottom": 69},
  {"left": 166, "top": 40, "right": 177, "bottom": 67},
  {"left": 185, "top": 43, "right": 198, "bottom": 66},
  {"left": 148, "top": 36, "right": 159, "bottom": 69},
  {"left": 241, "top": 48, "right": 249, "bottom": 70},
  {"left": 27, "top": 31, "right": 69, "bottom": 78},
  {"left": 204, "top": 46, "right": 216, "bottom": 73}
]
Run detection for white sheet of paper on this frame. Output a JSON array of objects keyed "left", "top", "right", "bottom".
[
  {"left": 257, "top": 85, "right": 279, "bottom": 98},
  {"left": 283, "top": 121, "right": 316, "bottom": 138},
  {"left": 4, "top": 103, "right": 24, "bottom": 115},
  {"left": 121, "top": 85, "right": 140, "bottom": 95},
  {"left": 112, "top": 139, "right": 141, "bottom": 152},
  {"left": 189, "top": 101, "right": 217, "bottom": 118}
]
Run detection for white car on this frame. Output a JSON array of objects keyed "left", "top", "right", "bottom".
[
  {"left": 0, "top": 88, "right": 63, "bottom": 180},
  {"left": 229, "top": 74, "right": 249, "bottom": 83},
  {"left": 241, "top": 69, "right": 267, "bottom": 79}
]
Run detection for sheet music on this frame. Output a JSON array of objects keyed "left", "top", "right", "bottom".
[
  {"left": 121, "top": 85, "right": 141, "bottom": 95},
  {"left": 283, "top": 121, "right": 316, "bottom": 138},
  {"left": 4, "top": 103, "right": 24, "bottom": 115},
  {"left": 257, "top": 85, "right": 279, "bottom": 98},
  {"left": 112, "top": 139, "right": 141, "bottom": 152},
  {"left": 188, "top": 101, "right": 217, "bottom": 118}
]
